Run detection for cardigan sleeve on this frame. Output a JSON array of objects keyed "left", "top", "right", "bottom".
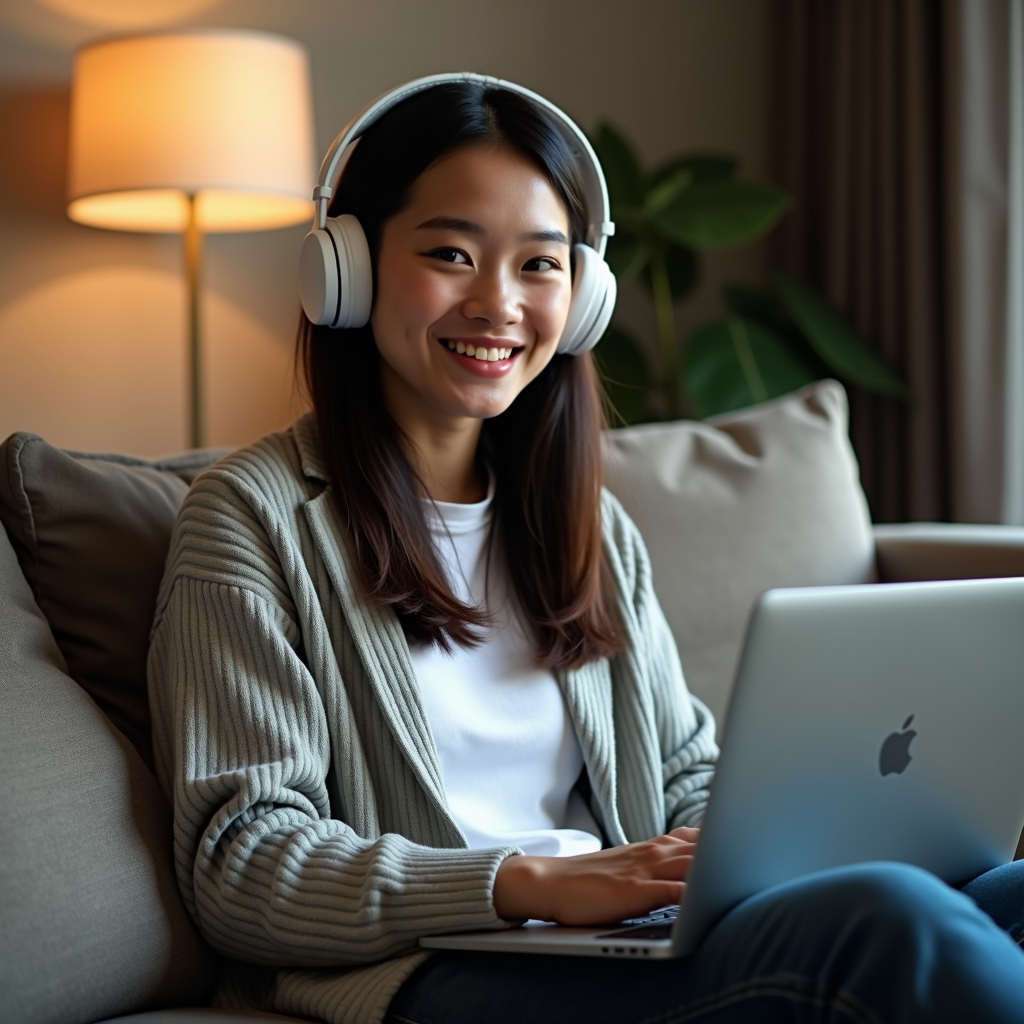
[
  {"left": 647, "top": 594, "right": 719, "bottom": 830},
  {"left": 147, "top": 470, "right": 519, "bottom": 970},
  {"left": 601, "top": 490, "right": 719, "bottom": 831}
]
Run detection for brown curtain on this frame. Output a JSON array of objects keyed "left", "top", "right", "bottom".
[
  {"left": 942, "top": 0, "right": 1014, "bottom": 524},
  {"left": 769, "top": 0, "right": 949, "bottom": 523}
]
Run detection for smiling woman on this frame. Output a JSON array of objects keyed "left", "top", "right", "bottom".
[
  {"left": 297, "top": 81, "right": 621, "bottom": 663},
  {"left": 372, "top": 145, "right": 573, "bottom": 458},
  {"left": 146, "top": 75, "right": 1024, "bottom": 1024}
]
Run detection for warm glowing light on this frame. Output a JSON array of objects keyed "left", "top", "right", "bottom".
[
  {"left": 195, "top": 190, "right": 312, "bottom": 233},
  {"left": 37, "top": 0, "right": 223, "bottom": 30},
  {"left": 67, "top": 31, "right": 315, "bottom": 234},
  {"left": 68, "top": 189, "right": 312, "bottom": 233},
  {"left": 0, "top": 266, "right": 306, "bottom": 454},
  {"left": 68, "top": 190, "right": 189, "bottom": 232}
]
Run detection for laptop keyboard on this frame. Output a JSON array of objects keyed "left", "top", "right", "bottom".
[
  {"left": 596, "top": 906, "right": 678, "bottom": 941},
  {"left": 597, "top": 922, "right": 675, "bottom": 940}
]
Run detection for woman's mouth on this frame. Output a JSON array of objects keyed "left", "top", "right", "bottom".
[{"left": 440, "top": 338, "right": 522, "bottom": 363}]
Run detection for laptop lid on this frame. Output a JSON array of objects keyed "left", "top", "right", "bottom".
[{"left": 674, "top": 577, "right": 1024, "bottom": 954}]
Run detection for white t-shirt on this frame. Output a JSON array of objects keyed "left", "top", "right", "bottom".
[{"left": 408, "top": 483, "right": 603, "bottom": 858}]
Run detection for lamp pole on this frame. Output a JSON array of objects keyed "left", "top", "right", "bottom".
[{"left": 184, "top": 193, "right": 203, "bottom": 449}]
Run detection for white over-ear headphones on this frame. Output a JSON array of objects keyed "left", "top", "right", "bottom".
[{"left": 298, "top": 72, "right": 617, "bottom": 356}]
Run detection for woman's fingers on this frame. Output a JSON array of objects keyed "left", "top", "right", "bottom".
[
  {"left": 578, "top": 837, "right": 696, "bottom": 879},
  {"left": 494, "top": 835, "right": 700, "bottom": 925},
  {"left": 544, "top": 844, "right": 696, "bottom": 923},
  {"left": 667, "top": 826, "right": 700, "bottom": 843},
  {"left": 551, "top": 877, "right": 686, "bottom": 927},
  {"left": 651, "top": 852, "right": 697, "bottom": 881}
]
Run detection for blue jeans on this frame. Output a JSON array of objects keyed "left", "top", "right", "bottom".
[{"left": 385, "top": 861, "right": 1024, "bottom": 1023}]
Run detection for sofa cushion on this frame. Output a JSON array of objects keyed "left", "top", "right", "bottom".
[
  {"left": 0, "top": 525, "right": 219, "bottom": 1024},
  {"left": 603, "top": 380, "right": 876, "bottom": 727},
  {"left": 103, "top": 1012, "right": 307, "bottom": 1023},
  {"left": 0, "top": 434, "right": 226, "bottom": 766},
  {"left": 0, "top": 384, "right": 872, "bottom": 754}
]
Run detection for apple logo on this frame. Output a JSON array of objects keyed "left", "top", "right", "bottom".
[{"left": 879, "top": 715, "right": 917, "bottom": 776}]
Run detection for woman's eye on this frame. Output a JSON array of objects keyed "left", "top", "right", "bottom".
[
  {"left": 427, "top": 247, "right": 470, "bottom": 265},
  {"left": 524, "top": 256, "right": 561, "bottom": 272}
]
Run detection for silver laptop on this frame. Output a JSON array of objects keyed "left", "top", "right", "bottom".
[{"left": 421, "top": 576, "right": 1024, "bottom": 959}]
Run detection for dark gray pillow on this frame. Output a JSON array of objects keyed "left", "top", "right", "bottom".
[
  {"left": 0, "top": 526, "right": 219, "bottom": 1024},
  {"left": 0, "top": 433, "right": 226, "bottom": 767}
]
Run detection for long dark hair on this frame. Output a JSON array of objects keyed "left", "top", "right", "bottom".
[{"left": 298, "top": 82, "right": 623, "bottom": 670}]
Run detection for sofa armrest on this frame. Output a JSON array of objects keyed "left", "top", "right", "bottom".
[{"left": 873, "top": 522, "right": 1024, "bottom": 583}]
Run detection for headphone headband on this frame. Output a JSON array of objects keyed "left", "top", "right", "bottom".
[
  {"left": 301, "top": 73, "right": 617, "bottom": 354},
  {"left": 312, "top": 72, "right": 614, "bottom": 256}
]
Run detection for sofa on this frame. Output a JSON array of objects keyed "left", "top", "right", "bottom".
[{"left": 3, "top": 379, "right": 1023, "bottom": 1024}]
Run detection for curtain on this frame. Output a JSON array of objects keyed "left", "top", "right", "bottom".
[
  {"left": 1004, "top": 0, "right": 1024, "bottom": 523},
  {"left": 943, "top": 0, "right": 1014, "bottom": 523},
  {"left": 770, "top": 0, "right": 1024, "bottom": 525},
  {"left": 769, "top": 0, "right": 948, "bottom": 523}
]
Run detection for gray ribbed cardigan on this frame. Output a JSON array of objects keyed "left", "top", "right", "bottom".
[{"left": 147, "top": 414, "right": 718, "bottom": 1024}]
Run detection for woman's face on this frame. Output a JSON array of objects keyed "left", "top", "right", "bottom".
[{"left": 372, "top": 143, "right": 573, "bottom": 430}]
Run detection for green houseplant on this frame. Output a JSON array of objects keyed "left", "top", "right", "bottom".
[{"left": 591, "top": 124, "right": 909, "bottom": 423}]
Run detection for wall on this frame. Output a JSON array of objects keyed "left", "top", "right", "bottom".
[{"left": 0, "top": 0, "right": 770, "bottom": 455}]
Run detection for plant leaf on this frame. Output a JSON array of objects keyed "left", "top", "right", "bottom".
[
  {"left": 604, "top": 232, "right": 651, "bottom": 284},
  {"left": 640, "top": 243, "right": 698, "bottom": 301},
  {"left": 685, "top": 316, "right": 818, "bottom": 418},
  {"left": 593, "top": 123, "right": 645, "bottom": 210},
  {"left": 645, "top": 169, "right": 693, "bottom": 215},
  {"left": 649, "top": 154, "right": 737, "bottom": 189},
  {"left": 723, "top": 282, "right": 831, "bottom": 373},
  {"left": 595, "top": 325, "right": 654, "bottom": 425},
  {"left": 723, "top": 283, "right": 789, "bottom": 328},
  {"left": 656, "top": 179, "right": 792, "bottom": 250},
  {"left": 772, "top": 271, "right": 911, "bottom": 399}
]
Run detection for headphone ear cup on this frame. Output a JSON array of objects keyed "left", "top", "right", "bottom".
[
  {"left": 299, "top": 226, "right": 339, "bottom": 326},
  {"left": 298, "top": 214, "right": 373, "bottom": 328},
  {"left": 325, "top": 214, "right": 373, "bottom": 328},
  {"left": 557, "top": 244, "right": 617, "bottom": 355}
]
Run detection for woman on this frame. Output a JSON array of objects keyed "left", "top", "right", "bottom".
[{"left": 149, "top": 76, "right": 1024, "bottom": 1024}]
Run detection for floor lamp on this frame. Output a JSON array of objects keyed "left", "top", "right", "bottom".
[{"left": 66, "top": 30, "right": 315, "bottom": 448}]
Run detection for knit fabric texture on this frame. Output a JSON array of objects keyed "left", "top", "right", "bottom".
[{"left": 147, "top": 413, "right": 718, "bottom": 1024}]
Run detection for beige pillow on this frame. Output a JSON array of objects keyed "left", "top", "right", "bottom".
[
  {"left": 603, "top": 380, "right": 875, "bottom": 728},
  {"left": 0, "top": 525, "right": 219, "bottom": 1022}
]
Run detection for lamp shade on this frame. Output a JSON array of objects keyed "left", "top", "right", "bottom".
[{"left": 67, "top": 30, "right": 315, "bottom": 233}]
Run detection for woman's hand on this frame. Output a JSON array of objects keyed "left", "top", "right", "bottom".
[{"left": 492, "top": 827, "right": 699, "bottom": 926}]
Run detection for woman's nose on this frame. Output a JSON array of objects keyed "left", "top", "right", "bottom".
[{"left": 461, "top": 266, "right": 523, "bottom": 326}]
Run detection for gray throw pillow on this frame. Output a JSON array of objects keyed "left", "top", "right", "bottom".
[
  {"left": 0, "top": 433, "right": 226, "bottom": 767},
  {"left": 604, "top": 380, "right": 876, "bottom": 727},
  {"left": 0, "top": 527, "right": 219, "bottom": 1024}
]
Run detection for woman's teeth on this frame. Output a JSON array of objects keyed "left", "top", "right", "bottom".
[{"left": 447, "top": 340, "right": 514, "bottom": 362}]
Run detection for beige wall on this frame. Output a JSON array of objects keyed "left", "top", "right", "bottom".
[{"left": 0, "top": 0, "right": 769, "bottom": 455}]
